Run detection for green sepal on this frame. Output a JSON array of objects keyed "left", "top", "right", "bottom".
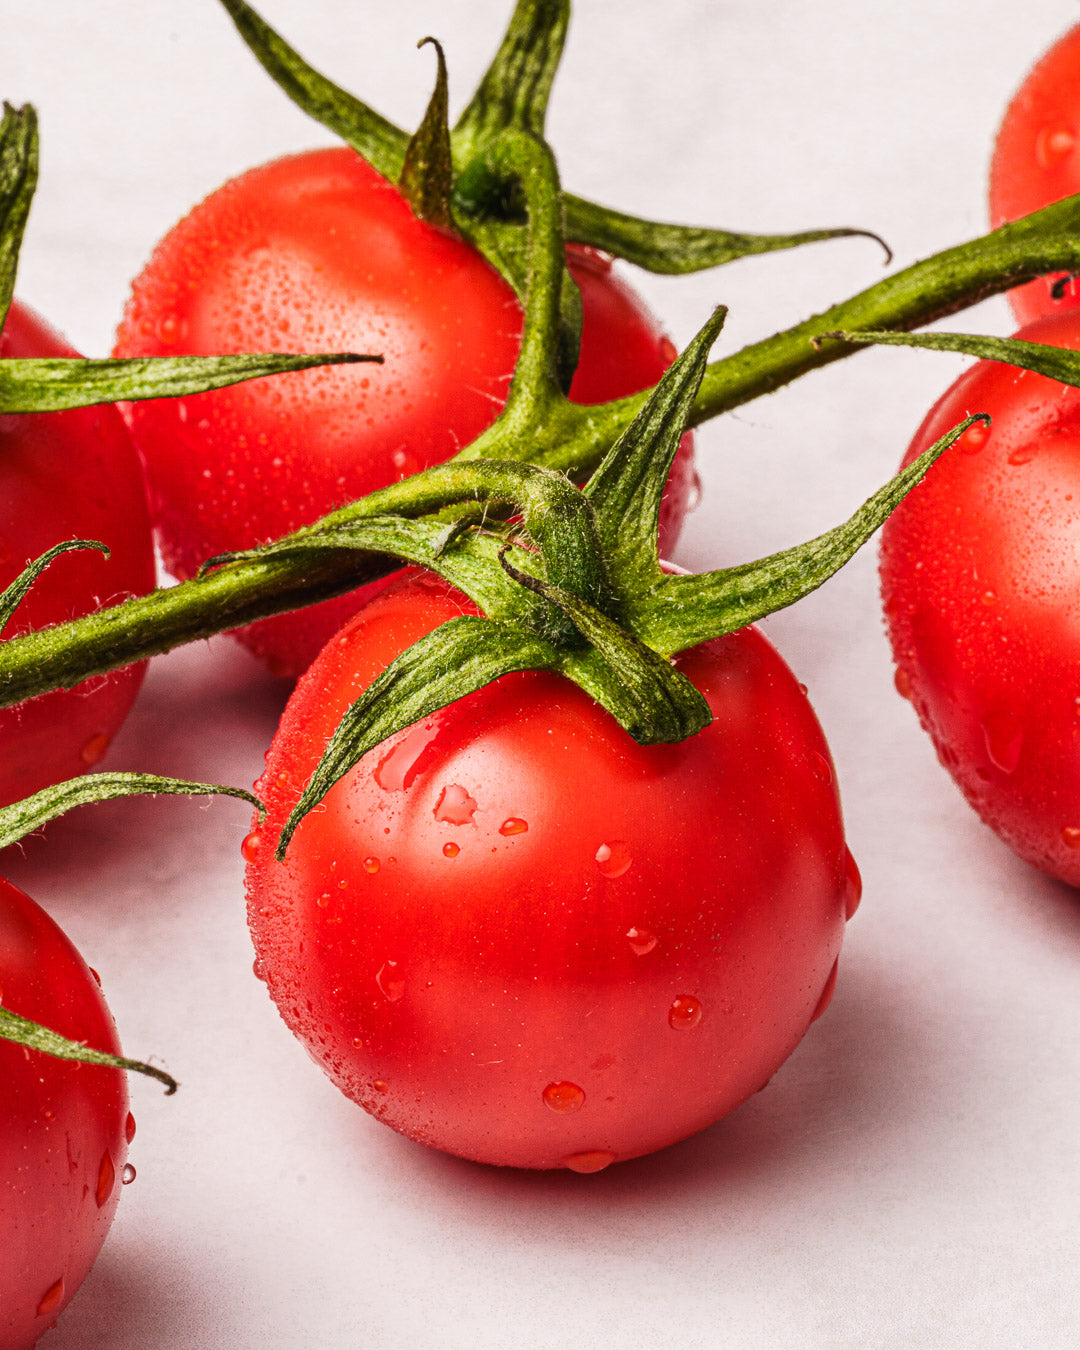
[
  {"left": 0, "top": 1006, "right": 178, "bottom": 1094},
  {"left": 398, "top": 39, "right": 455, "bottom": 230},
  {"left": 216, "top": 0, "right": 407, "bottom": 179},
  {"left": 0, "top": 771, "right": 264, "bottom": 852},
  {"left": 277, "top": 616, "right": 556, "bottom": 857},
  {"left": 563, "top": 195, "right": 891, "bottom": 274},
  {"left": 636, "top": 415, "right": 985, "bottom": 656},
  {"left": 819, "top": 327, "right": 1080, "bottom": 386},
  {"left": 452, "top": 0, "right": 568, "bottom": 160},
  {"left": 0, "top": 350, "right": 377, "bottom": 414},
  {"left": 585, "top": 306, "right": 726, "bottom": 597},
  {"left": 0, "top": 103, "right": 37, "bottom": 330},
  {"left": 0, "top": 539, "right": 108, "bottom": 637},
  {"left": 499, "top": 548, "right": 711, "bottom": 744}
]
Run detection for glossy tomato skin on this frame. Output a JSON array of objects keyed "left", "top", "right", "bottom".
[
  {"left": 114, "top": 147, "right": 695, "bottom": 678},
  {"left": 246, "top": 572, "right": 855, "bottom": 1170},
  {"left": 880, "top": 310, "right": 1080, "bottom": 884},
  {"left": 0, "top": 301, "right": 155, "bottom": 809},
  {"left": 990, "top": 22, "right": 1080, "bottom": 325},
  {"left": 0, "top": 875, "right": 130, "bottom": 1350}
]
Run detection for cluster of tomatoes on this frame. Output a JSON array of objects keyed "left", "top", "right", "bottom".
[{"left": 6, "top": 15, "right": 1080, "bottom": 1347}]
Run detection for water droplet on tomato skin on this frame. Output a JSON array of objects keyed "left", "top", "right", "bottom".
[
  {"left": 1035, "top": 125, "right": 1077, "bottom": 169},
  {"left": 499, "top": 817, "right": 528, "bottom": 836},
  {"left": 1061, "top": 826, "right": 1080, "bottom": 850},
  {"left": 89, "top": 966, "right": 102, "bottom": 987},
  {"left": 121, "top": 1163, "right": 136, "bottom": 1185},
  {"left": 626, "top": 926, "right": 658, "bottom": 956},
  {"left": 376, "top": 960, "right": 405, "bottom": 1002},
  {"left": 95, "top": 1151, "right": 115, "bottom": 1208},
  {"left": 363, "top": 856, "right": 380, "bottom": 875},
  {"left": 811, "top": 752, "right": 832, "bottom": 784},
  {"left": 843, "top": 848, "right": 863, "bottom": 920},
  {"left": 668, "top": 994, "right": 702, "bottom": 1030},
  {"left": 563, "top": 1149, "right": 617, "bottom": 1174},
  {"left": 810, "top": 959, "right": 839, "bottom": 1023},
  {"left": 542, "top": 1081, "right": 585, "bottom": 1113},
  {"left": 595, "top": 840, "right": 632, "bottom": 878},
  {"left": 36, "top": 1278, "right": 64, "bottom": 1317},
  {"left": 373, "top": 1079, "right": 389, "bottom": 1094},
  {"left": 981, "top": 710, "right": 1024, "bottom": 774},
  {"left": 125, "top": 1112, "right": 137, "bottom": 1144},
  {"left": 80, "top": 731, "right": 110, "bottom": 766},
  {"left": 443, "top": 841, "right": 460, "bottom": 858},
  {"left": 893, "top": 666, "right": 914, "bottom": 701},
  {"left": 959, "top": 420, "right": 990, "bottom": 454},
  {"left": 241, "top": 829, "right": 263, "bottom": 863},
  {"left": 433, "top": 783, "right": 478, "bottom": 825}
]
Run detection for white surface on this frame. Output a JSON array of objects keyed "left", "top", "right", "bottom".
[{"left": 2, "top": 2, "right": 1080, "bottom": 1347}]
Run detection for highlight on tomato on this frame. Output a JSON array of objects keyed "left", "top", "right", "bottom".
[
  {"left": 245, "top": 569, "right": 860, "bottom": 1172},
  {"left": 0, "top": 874, "right": 132, "bottom": 1350},
  {"left": 880, "top": 308, "right": 1080, "bottom": 886},
  {"left": 0, "top": 300, "right": 156, "bottom": 809},
  {"left": 114, "top": 147, "right": 695, "bottom": 679},
  {"left": 990, "top": 20, "right": 1080, "bottom": 325}
]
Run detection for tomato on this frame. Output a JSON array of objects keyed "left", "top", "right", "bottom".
[
  {"left": 114, "top": 147, "right": 696, "bottom": 678},
  {"left": 0, "top": 874, "right": 131, "bottom": 1350},
  {"left": 245, "top": 570, "right": 857, "bottom": 1171},
  {"left": 0, "top": 301, "right": 156, "bottom": 809},
  {"left": 989, "top": 21, "right": 1080, "bottom": 325},
  {"left": 880, "top": 309, "right": 1080, "bottom": 885}
]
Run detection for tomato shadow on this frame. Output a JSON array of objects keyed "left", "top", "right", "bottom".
[
  {"left": 2, "top": 635, "right": 290, "bottom": 886},
  {"left": 356, "top": 950, "right": 954, "bottom": 1241},
  {"left": 44, "top": 1239, "right": 189, "bottom": 1350}
]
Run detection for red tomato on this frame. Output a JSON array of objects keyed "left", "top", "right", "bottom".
[
  {"left": 880, "top": 310, "right": 1080, "bottom": 884},
  {"left": 989, "top": 21, "right": 1080, "bottom": 325},
  {"left": 114, "top": 147, "right": 696, "bottom": 678},
  {"left": 0, "top": 874, "right": 131, "bottom": 1349},
  {"left": 245, "top": 571, "right": 857, "bottom": 1170},
  {"left": 0, "top": 301, "right": 155, "bottom": 809}
]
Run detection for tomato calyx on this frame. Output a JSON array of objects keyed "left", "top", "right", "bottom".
[{"left": 397, "top": 38, "right": 455, "bottom": 232}]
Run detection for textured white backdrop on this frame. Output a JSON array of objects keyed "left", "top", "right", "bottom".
[{"left": 2, "top": 2, "right": 1079, "bottom": 1347}]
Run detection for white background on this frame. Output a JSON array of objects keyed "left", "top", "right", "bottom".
[{"left": 2, "top": 1, "right": 1080, "bottom": 1346}]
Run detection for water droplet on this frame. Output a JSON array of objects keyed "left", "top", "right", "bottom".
[
  {"left": 499, "top": 817, "right": 528, "bottom": 836},
  {"left": 241, "top": 830, "right": 262, "bottom": 863},
  {"left": 893, "top": 666, "right": 913, "bottom": 701},
  {"left": 668, "top": 994, "right": 702, "bottom": 1030},
  {"left": 80, "top": 732, "right": 110, "bottom": 766},
  {"left": 373, "top": 1079, "right": 389, "bottom": 1094},
  {"left": 442, "top": 841, "right": 460, "bottom": 858},
  {"left": 811, "top": 959, "right": 839, "bottom": 1022},
  {"left": 1008, "top": 444, "right": 1038, "bottom": 466},
  {"left": 125, "top": 1112, "right": 137, "bottom": 1144},
  {"left": 626, "top": 925, "right": 658, "bottom": 956},
  {"left": 981, "top": 710, "right": 1023, "bottom": 774},
  {"left": 156, "top": 313, "right": 181, "bottom": 345},
  {"left": 659, "top": 336, "right": 678, "bottom": 364},
  {"left": 812, "top": 752, "right": 833, "bottom": 784},
  {"left": 316, "top": 893, "right": 330, "bottom": 909},
  {"left": 374, "top": 721, "right": 438, "bottom": 792},
  {"left": 542, "top": 1081, "right": 585, "bottom": 1113},
  {"left": 1035, "top": 125, "right": 1076, "bottom": 169},
  {"left": 121, "top": 1163, "right": 136, "bottom": 1185},
  {"left": 959, "top": 421, "right": 990, "bottom": 454},
  {"left": 376, "top": 960, "right": 405, "bottom": 1002},
  {"left": 595, "top": 840, "right": 632, "bottom": 878},
  {"left": 433, "top": 783, "right": 477, "bottom": 825},
  {"left": 95, "top": 1151, "right": 115, "bottom": 1208},
  {"left": 1062, "top": 826, "right": 1080, "bottom": 850},
  {"left": 981, "top": 589, "right": 997, "bottom": 607},
  {"left": 363, "top": 856, "right": 380, "bottom": 875},
  {"left": 36, "top": 1278, "right": 64, "bottom": 1317},
  {"left": 89, "top": 967, "right": 102, "bottom": 987},
  {"left": 843, "top": 847, "right": 862, "bottom": 920},
  {"left": 563, "top": 1149, "right": 616, "bottom": 1174}
]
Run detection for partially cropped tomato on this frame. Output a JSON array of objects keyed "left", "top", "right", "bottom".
[
  {"left": 880, "top": 309, "right": 1080, "bottom": 885},
  {"left": 990, "top": 21, "right": 1080, "bottom": 325},
  {"left": 0, "top": 301, "right": 156, "bottom": 809},
  {"left": 114, "top": 147, "right": 696, "bottom": 678},
  {"left": 246, "top": 571, "right": 858, "bottom": 1171},
  {"left": 0, "top": 875, "right": 131, "bottom": 1350}
]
